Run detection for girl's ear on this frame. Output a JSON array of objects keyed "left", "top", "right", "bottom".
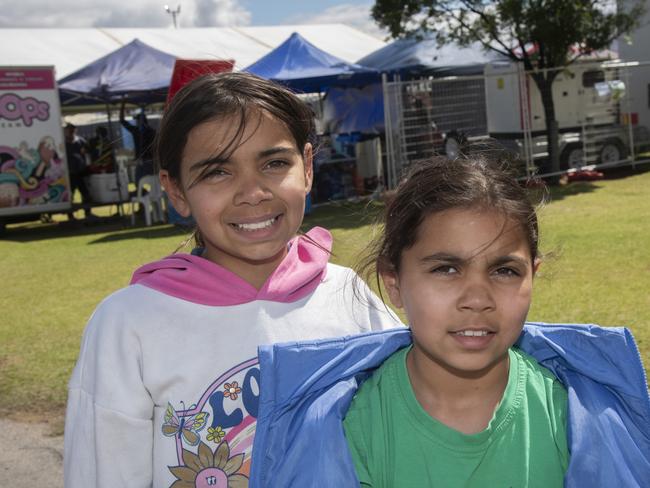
[
  {"left": 303, "top": 143, "right": 314, "bottom": 193},
  {"left": 159, "top": 170, "right": 191, "bottom": 218},
  {"left": 532, "top": 258, "right": 541, "bottom": 276},
  {"left": 380, "top": 269, "right": 403, "bottom": 309}
]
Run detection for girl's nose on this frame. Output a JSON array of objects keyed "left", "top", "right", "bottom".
[
  {"left": 456, "top": 278, "right": 496, "bottom": 313},
  {"left": 233, "top": 174, "right": 273, "bottom": 206}
]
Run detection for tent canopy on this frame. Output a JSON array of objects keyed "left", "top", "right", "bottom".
[
  {"left": 357, "top": 36, "right": 501, "bottom": 77},
  {"left": 322, "top": 84, "right": 385, "bottom": 134},
  {"left": 58, "top": 39, "right": 176, "bottom": 106},
  {"left": 245, "top": 32, "right": 379, "bottom": 93},
  {"left": 0, "top": 25, "right": 384, "bottom": 79}
]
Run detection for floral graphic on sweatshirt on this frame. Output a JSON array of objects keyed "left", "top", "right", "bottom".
[
  {"left": 168, "top": 440, "right": 248, "bottom": 488},
  {"left": 223, "top": 382, "right": 242, "bottom": 400},
  {"left": 207, "top": 426, "right": 225, "bottom": 444}
]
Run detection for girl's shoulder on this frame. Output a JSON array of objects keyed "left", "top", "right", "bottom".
[
  {"left": 87, "top": 283, "right": 180, "bottom": 332},
  {"left": 347, "top": 346, "right": 410, "bottom": 415},
  {"left": 323, "top": 261, "right": 355, "bottom": 276},
  {"left": 96, "top": 282, "right": 168, "bottom": 310}
]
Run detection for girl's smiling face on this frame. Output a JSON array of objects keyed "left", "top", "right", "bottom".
[
  {"left": 382, "top": 207, "right": 537, "bottom": 378},
  {"left": 161, "top": 110, "right": 312, "bottom": 287}
]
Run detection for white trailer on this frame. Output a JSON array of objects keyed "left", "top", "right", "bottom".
[{"left": 483, "top": 60, "right": 635, "bottom": 169}]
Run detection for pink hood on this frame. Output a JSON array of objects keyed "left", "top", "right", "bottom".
[{"left": 130, "top": 227, "right": 332, "bottom": 306}]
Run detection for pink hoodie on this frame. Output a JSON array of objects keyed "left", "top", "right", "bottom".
[{"left": 130, "top": 227, "right": 332, "bottom": 306}]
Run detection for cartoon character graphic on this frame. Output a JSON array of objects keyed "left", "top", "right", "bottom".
[
  {"left": 0, "top": 138, "right": 68, "bottom": 208},
  {"left": 40, "top": 136, "right": 65, "bottom": 181}
]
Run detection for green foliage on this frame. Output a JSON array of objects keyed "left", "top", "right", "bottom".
[{"left": 372, "top": 0, "right": 645, "bottom": 70}]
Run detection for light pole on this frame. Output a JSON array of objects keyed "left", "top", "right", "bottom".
[{"left": 164, "top": 4, "right": 181, "bottom": 29}]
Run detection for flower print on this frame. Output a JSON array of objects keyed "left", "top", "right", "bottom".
[
  {"left": 206, "top": 426, "right": 225, "bottom": 444},
  {"left": 223, "top": 382, "right": 242, "bottom": 401},
  {"left": 169, "top": 440, "right": 248, "bottom": 488}
]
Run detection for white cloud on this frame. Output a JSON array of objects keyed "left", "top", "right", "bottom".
[
  {"left": 0, "top": 0, "right": 251, "bottom": 28},
  {"left": 0, "top": 0, "right": 110, "bottom": 27},
  {"left": 192, "top": 0, "right": 251, "bottom": 27},
  {"left": 290, "top": 2, "right": 389, "bottom": 40}
]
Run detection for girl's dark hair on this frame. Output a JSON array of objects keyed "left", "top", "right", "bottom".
[
  {"left": 358, "top": 155, "right": 542, "bottom": 288},
  {"left": 155, "top": 71, "right": 315, "bottom": 183}
]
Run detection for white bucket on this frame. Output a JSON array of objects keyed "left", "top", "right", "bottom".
[{"left": 85, "top": 172, "right": 129, "bottom": 204}]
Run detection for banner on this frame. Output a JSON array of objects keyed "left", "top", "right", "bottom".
[{"left": 0, "top": 66, "right": 70, "bottom": 216}]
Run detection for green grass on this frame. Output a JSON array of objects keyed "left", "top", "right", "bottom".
[
  {"left": 1, "top": 168, "right": 648, "bottom": 422},
  {"left": 528, "top": 172, "right": 650, "bottom": 361}
]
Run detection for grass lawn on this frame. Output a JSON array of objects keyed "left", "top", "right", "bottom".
[{"left": 1, "top": 168, "right": 648, "bottom": 426}]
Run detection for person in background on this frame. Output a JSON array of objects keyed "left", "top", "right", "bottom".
[
  {"left": 120, "top": 99, "right": 156, "bottom": 184},
  {"left": 87, "top": 126, "right": 114, "bottom": 174},
  {"left": 64, "top": 123, "right": 93, "bottom": 220}
]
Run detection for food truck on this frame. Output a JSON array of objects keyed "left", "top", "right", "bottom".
[{"left": 0, "top": 66, "right": 71, "bottom": 232}]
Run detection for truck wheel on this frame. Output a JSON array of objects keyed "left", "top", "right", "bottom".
[
  {"left": 599, "top": 141, "right": 623, "bottom": 164},
  {"left": 561, "top": 145, "right": 584, "bottom": 170}
]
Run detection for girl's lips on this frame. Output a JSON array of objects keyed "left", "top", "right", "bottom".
[
  {"left": 449, "top": 329, "right": 496, "bottom": 349},
  {"left": 228, "top": 214, "right": 283, "bottom": 238},
  {"left": 452, "top": 330, "right": 492, "bottom": 337},
  {"left": 229, "top": 212, "right": 282, "bottom": 227},
  {"left": 231, "top": 215, "right": 279, "bottom": 231}
]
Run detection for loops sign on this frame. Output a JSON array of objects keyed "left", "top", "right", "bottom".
[{"left": 0, "top": 93, "right": 50, "bottom": 127}]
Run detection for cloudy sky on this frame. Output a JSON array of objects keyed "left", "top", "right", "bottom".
[{"left": 0, "top": 0, "right": 388, "bottom": 38}]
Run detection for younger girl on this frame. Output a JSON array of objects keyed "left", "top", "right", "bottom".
[
  {"left": 248, "top": 156, "right": 649, "bottom": 487},
  {"left": 63, "top": 73, "right": 401, "bottom": 487}
]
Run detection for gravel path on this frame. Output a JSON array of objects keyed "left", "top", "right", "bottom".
[{"left": 0, "top": 418, "right": 63, "bottom": 487}]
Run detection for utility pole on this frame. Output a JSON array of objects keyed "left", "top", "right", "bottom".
[{"left": 164, "top": 4, "right": 181, "bottom": 29}]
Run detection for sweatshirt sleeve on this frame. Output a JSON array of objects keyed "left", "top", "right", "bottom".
[{"left": 64, "top": 294, "right": 155, "bottom": 488}]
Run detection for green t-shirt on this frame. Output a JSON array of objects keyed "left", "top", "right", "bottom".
[{"left": 343, "top": 347, "right": 569, "bottom": 487}]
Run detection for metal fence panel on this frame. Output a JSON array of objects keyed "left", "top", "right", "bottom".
[{"left": 383, "top": 60, "right": 650, "bottom": 187}]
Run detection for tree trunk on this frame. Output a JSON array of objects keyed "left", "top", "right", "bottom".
[{"left": 532, "top": 73, "right": 560, "bottom": 177}]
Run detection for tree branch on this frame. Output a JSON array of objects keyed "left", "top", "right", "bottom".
[{"left": 438, "top": 3, "right": 516, "bottom": 60}]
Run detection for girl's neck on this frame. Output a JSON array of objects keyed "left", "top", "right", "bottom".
[
  {"left": 406, "top": 345, "right": 510, "bottom": 435},
  {"left": 203, "top": 247, "right": 288, "bottom": 290}
]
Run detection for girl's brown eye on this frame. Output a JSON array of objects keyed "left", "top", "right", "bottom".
[
  {"left": 430, "top": 265, "right": 458, "bottom": 275},
  {"left": 494, "top": 267, "right": 520, "bottom": 277},
  {"left": 266, "top": 160, "right": 290, "bottom": 169}
]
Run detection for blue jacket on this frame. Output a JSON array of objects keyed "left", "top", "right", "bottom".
[{"left": 250, "top": 323, "right": 650, "bottom": 487}]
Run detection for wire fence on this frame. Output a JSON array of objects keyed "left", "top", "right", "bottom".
[{"left": 382, "top": 60, "right": 650, "bottom": 188}]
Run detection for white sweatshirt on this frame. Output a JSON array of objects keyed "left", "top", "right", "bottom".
[{"left": 64, "top": 228, "right": 401, "bottom": 487}]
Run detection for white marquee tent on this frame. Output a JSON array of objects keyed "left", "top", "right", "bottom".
[{"left": 0, "top": 24, "right": 385, "bottom": 79}]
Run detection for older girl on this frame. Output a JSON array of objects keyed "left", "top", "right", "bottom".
[{"left": 64, "top": 73, "right": 401, "bottom": 488}]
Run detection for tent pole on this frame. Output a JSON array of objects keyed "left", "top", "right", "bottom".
[{"left": 106, "top": 102, "right": 126, "bottom": 218}]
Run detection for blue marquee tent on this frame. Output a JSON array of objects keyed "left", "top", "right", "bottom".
[
  {"left": 58, "top": 39, "right": 176, "bottom": 107},
  {"left": 323, "top": 37, "right": 503, "bottom": 134},
  {"left": 244, "top": 32, "right": 379, "bottom": 93},
  {"left": 357, "top": 36, "right": 501, "bottom": 77}
]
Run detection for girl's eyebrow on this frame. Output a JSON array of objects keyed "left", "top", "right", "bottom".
[
  {"left": 420, "top": 253, "right": 529, "bottom": 268},
  {"left": 258, "top": 146, "right": 298, "bottom": 158},
  {"left": 189, "top": 156, "right": 228, "bottom": 173},
  {"left": 490, "top": 255, "right": 530, "bottom": 268},
  {"left": 420, "top": 253, "right": 463, "bottom": 264}
]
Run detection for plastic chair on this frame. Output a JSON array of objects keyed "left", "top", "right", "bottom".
[{"left": 130, "top": 175, "right": 165, "bottom": 226}]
